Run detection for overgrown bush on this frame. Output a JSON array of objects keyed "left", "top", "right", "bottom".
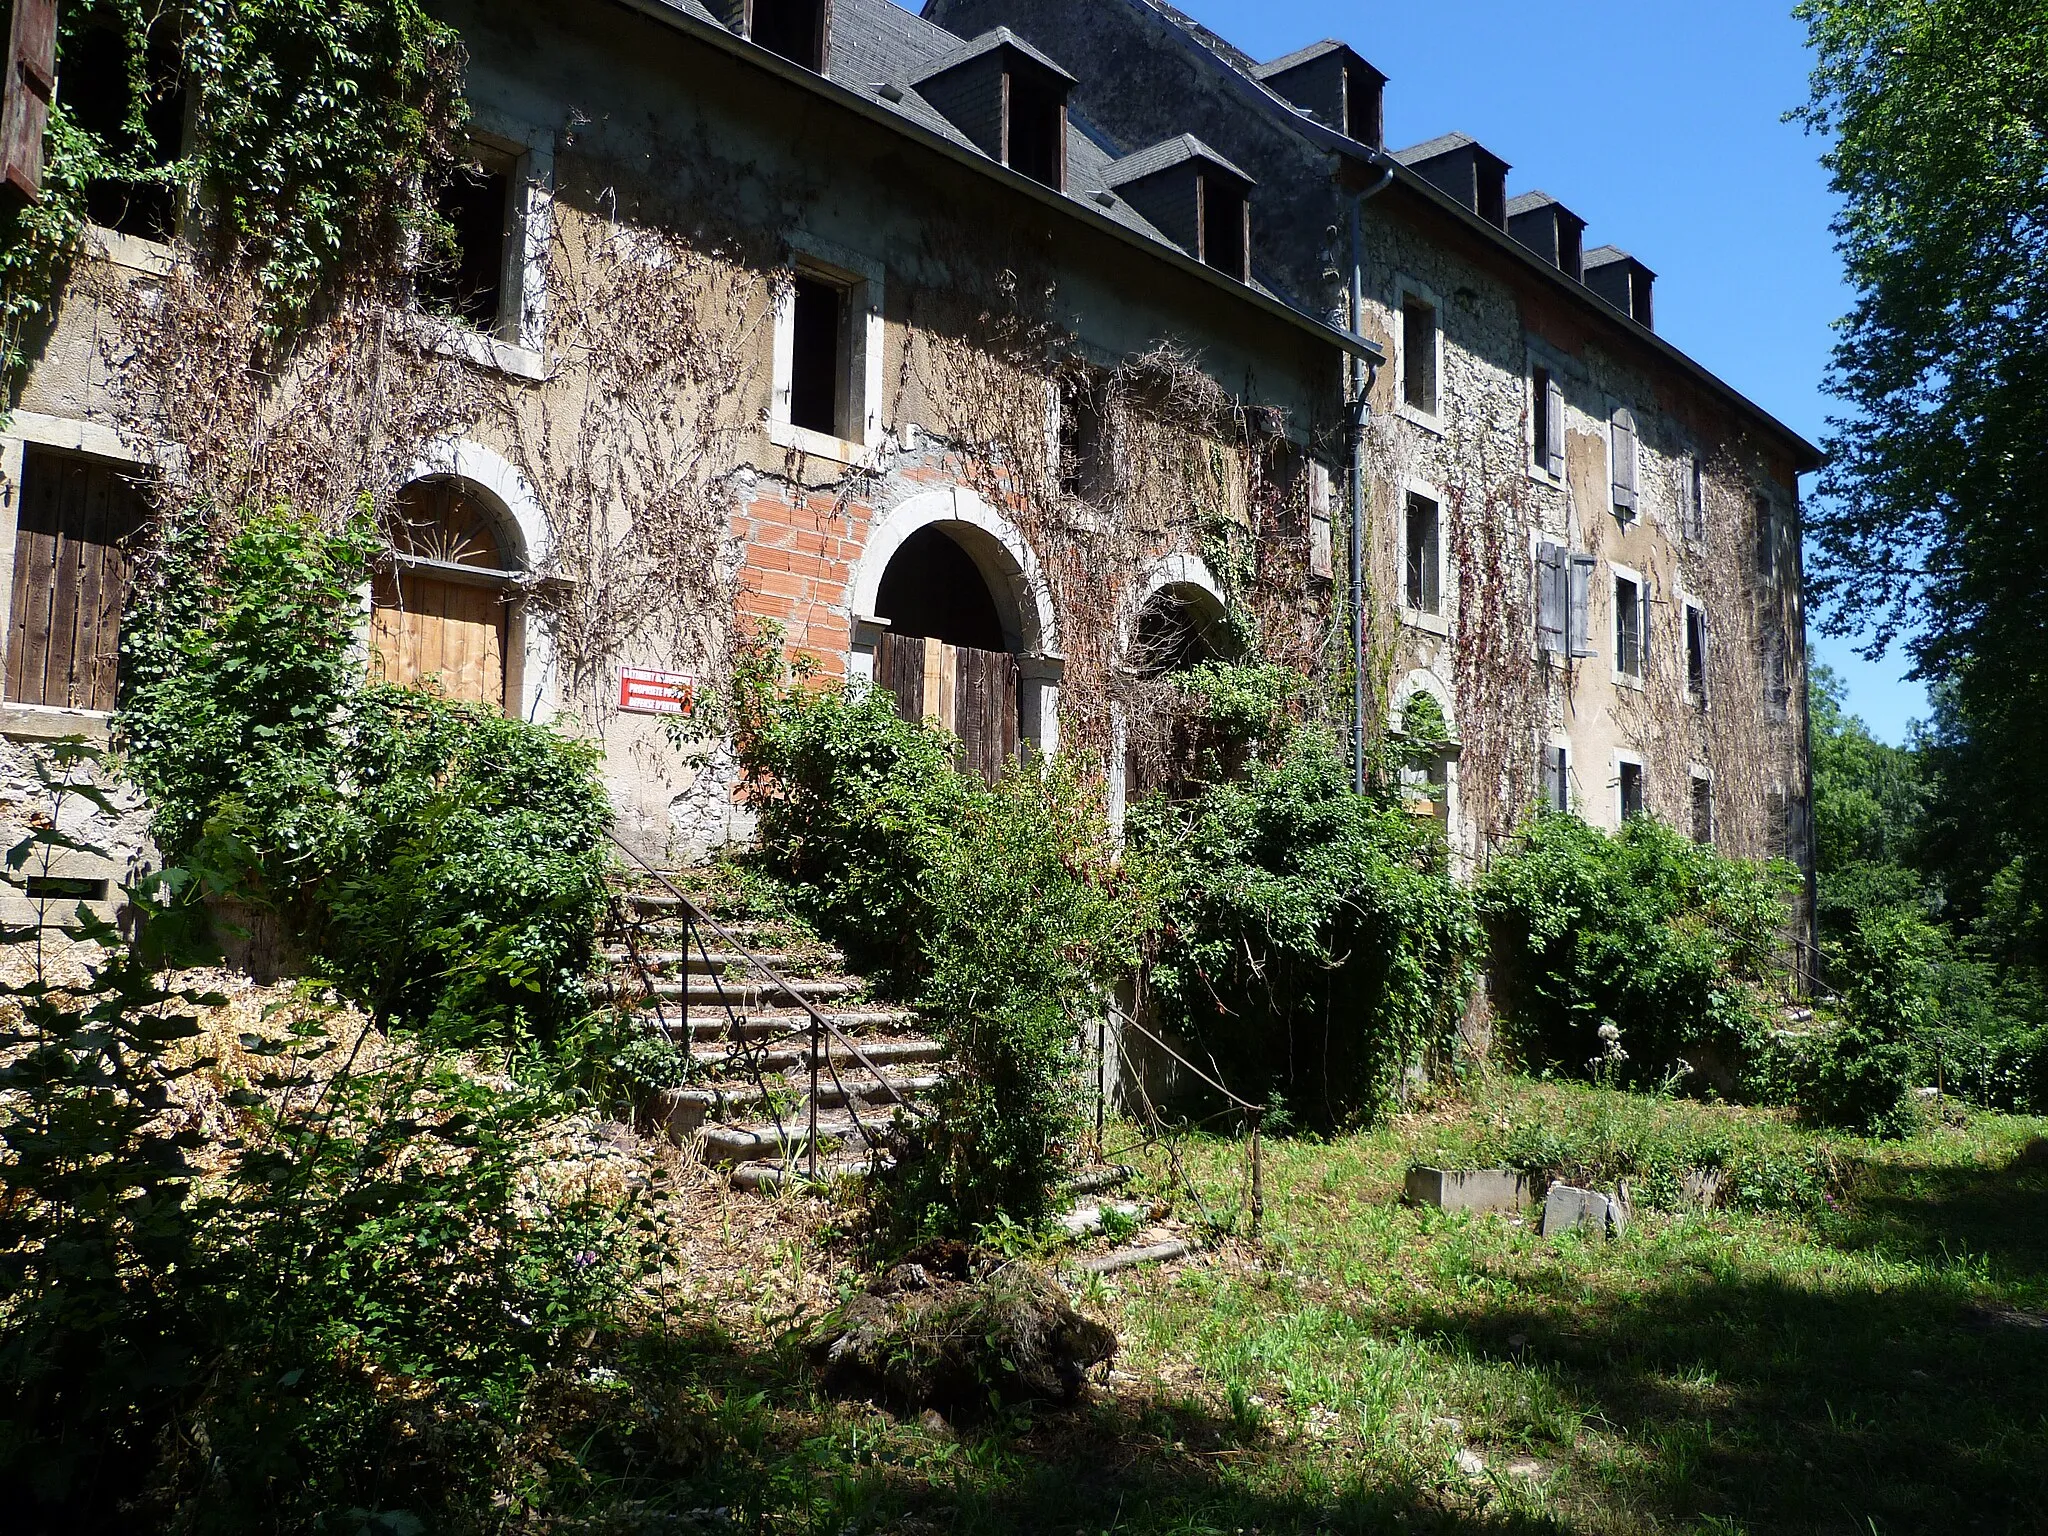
[
  {"left": 1793, "top": 907, "right": 1936, "bottom": 1137},
  {"left": 732, "top": 645, "right": 1137, "bottom": 1235},
  {"left": 1477, "top": 813, "right": 1796, "bottom": 1094},
  {"left": 0, "top": 751, "right": 630, "bottom": 1530},
  {"left": 117, "top": 505, "right": 611, "bottom": 1047},
  {"left": 1128, "top": 726, "right": 1478, "bottom": 1128}
]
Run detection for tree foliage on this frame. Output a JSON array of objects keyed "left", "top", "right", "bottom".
[{"left": 1797, "top": 0, "right": 2048, "bottom": 907}]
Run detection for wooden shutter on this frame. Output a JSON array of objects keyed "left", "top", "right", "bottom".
[
  {"left": 1535, "top": 541, "right": 1565, "bottom": 653},
  {"left": 1307, "top": 461, "right": 1333, "bottom": 582},
  {"left": 1543, "top": 376, "right": 1566, "bottom": 479},
  {"left": 1567, "top": 554, "right": 1597, "bottom": 658},
  {"left": 6, "top": 449, "right": 149, "bottom": 712},
  {"left": 2, "top": 0, "right": 57, "bottom": 202},
  {"left": 1611, "top": 409, "right": 1638, "bottom": 519}
]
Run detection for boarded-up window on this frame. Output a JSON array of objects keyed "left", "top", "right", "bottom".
[
  {"left": 5, "top": 449, "right": 148, "bottom": 712},
  {"left": 370, "top": 480, "right": 519, "bottom": 710},
  {"left": 873, "top": 630, "right": 1020, "bottom": 785}
]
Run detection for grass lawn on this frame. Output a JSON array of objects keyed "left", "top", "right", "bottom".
[{"left": 571, "top": 1077, "right": 2048, "bottom": 1535}]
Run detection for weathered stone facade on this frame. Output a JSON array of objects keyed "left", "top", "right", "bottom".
[{"left": 0, "top": 0, "right": 1813, "bottom": 940}]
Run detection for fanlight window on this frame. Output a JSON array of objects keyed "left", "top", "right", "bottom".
[{"left": 370, "top": 479, "right": 521, "bottom": 709}]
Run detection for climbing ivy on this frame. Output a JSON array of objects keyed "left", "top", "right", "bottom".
[{"left": 0, "top": 0, "right": 468, "bottom": 389}]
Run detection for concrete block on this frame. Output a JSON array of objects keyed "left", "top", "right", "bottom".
[
  {"left": 1542, "top": 1183, "right": 1615, "bottom": 1239},
  {"left": 1405, "top": 1166, "right": 1534, "bottom": 1214}
]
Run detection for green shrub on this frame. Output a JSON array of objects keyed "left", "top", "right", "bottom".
[
  {"left": 117, "top": 506, "right": 612, "bottom": 1049},
  {"left": 1127, "top": 727, "right": 1478, "bottom": 1128},
  {"left": 1795, "top": 907, "right": 1937, "bottom": 1137},
  {"left": 732, "top": 650, "right": 1138, "bottom": 1236},
  {"left": 1477, "top": 813, "right": 1795, "bottom": 1093}
]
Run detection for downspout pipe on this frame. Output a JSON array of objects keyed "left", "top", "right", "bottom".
[{"left": 1349, "top": 159, "right": 1395, "bottom": 793}]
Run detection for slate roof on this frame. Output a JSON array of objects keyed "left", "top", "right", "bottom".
[
  {"left": 1253, "top": 39, "right": 1381, "bottom": 83},
  {"left": 1392, "top": 132, "right": 1490, "bottom": 166},
  {"left": 1586, "top": 244, "right": 1655, "bottom": 277},
  {"left": 913, "top": 23, "right": 1075, "bottom": 85},
  {"left": 1506, "top": 190, "right": 1566, "bottom": 217},
  {"left": 1103, "top": 133, "right": 1256, "bottom": 188}
]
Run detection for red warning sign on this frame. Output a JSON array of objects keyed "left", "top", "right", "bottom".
[{"left": 617, "top": 668, "right": 698, "bottom": 717}]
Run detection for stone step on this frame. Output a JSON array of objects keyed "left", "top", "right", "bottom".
[
  {"left": 689, "top": 1033, "right": 946, "bottom": 1073},
  {"left": 729, "top": 1153, "right": 890, "bottom": 1192},
  {"left": 659, "top": 1070, "right": 944, "bottom": 1138},
  {"left": 595, "top": 976, "right": 862, "bottom": 1008},
  {"left": 634, "top": 1008, "right": 917, "bottom": 1048},
  {"left": 698, "top": 1108, "right": 898, "bottom": 1165},
  {"left": 599, "top": 947, "right": 848, "bottom": 977}
]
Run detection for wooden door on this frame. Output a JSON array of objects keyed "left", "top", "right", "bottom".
[
  {"left": 6, "top": 449, "right": 148, "bottom": 712},
  {"left": 873, "top": 631, "right": 1021, "bottom": 783},
  {"left": 370, "top": 571, "right": 509, "bottom": 709}
]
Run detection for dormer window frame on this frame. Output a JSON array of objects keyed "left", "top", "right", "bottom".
[
  {"left": 738, "top": 0, "right": 831, "bottom": 74},
  {"left": 1197, "top": 167, "right": 1250, "bottom": 283},
  {"left": 1001, "top": 58, "right": 1069, "bottom": 192}
]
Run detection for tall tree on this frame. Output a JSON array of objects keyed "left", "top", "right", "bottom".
[{"left": 1797, "top": 0, "right": 2048, "bottom": 902}]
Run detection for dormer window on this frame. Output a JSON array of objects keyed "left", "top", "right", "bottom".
[
  {"left": 751, "top": 0, "right": 827, "bottom": 72},
  {"left": 1253, "top": 42, "right": 1386, "bottom": 154},
  {"left": 1106, "top": 137, "right": 1256, "bottom": 284},
  {"left": 914, "top": 30, "right": 1074, "bottom": 194}
]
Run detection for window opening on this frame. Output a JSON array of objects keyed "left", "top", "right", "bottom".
[
  {"left": 1532, "top": 366, "right": 1563, "bottom": 478},
  {"left": 1058, "top": 373, "right": 1105, "bottom": 499},
  {"left": 371, "top": 480, "right": 519, "bottom": 710},
  {"left": 1689, "top": 457, "right": 1708, "bottom": 542},
  {"left": 1614, "top": 574, "right": 1643, "bottom": 679},
  {"left": 1405, "top": 492, "right": 1441, "bottom": 615},
  {"left": 1007, "top": 69, "right": 1064, "bottom": 190},
  {"left": 752, "top": 0, "right": 826, "bottom": 71},
  {"left": 1539, "top": 744, "right": 1570, "bottom": 814},
  {"left": 426, "top": 145, "right": 516, "bottom": 335},
  {"left": 1619, "top": 760, "right": 1645, "bottom": 821},
  {"left": 5, "top": 448, "right": 149, "bottom": 712},
  {"left": 1691, "top": 775, "right": 1714, "bottom": 845},
  {"left": 62, "top": 16, "right": 185, "bottom": 241},
  {"left": 1686, "top": 604, "right": 1708, "bottom": 701},
  {"left": 1755, "top": 494, "right": 1778, "bottom": 579},
  {"left": 1200, "top": 174, "right": 1247, "bottom": 280},
  {"left": 1764, "top": 631, "right": 1790, "bottom": 720},
  {"left": 1611, "top": 407, "right": 1639, "bottom": 523},
  {"left": 24, "top": 874, "right": 110, "bottom": 903},
  {"left": 1401, "top": 294, "right": 1437, "bottom": 415},
  {"left": 788, "top": 274, "right": 845, "bottom": 437}
]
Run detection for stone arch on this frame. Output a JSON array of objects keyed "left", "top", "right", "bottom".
[
  {"left": 850, "top": 484, "right": 1062, "bottom": 755},
  {"left": 1124, "top": 553, "right": 1235, "bottom": 674}
]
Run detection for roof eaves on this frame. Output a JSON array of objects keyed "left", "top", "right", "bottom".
[{"left": 607, "top": 0, "right": 1381, "bottom": 364}]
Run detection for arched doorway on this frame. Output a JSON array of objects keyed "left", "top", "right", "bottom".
[
  {"left": 1123, "top": 576, "right": 1239, "bottom": 803},
  {"left": 870, "top": 524, "right": 1022, "bottom": 782},
  {"left": 370, "top": 477, "right": 523, "bottom": 710}
]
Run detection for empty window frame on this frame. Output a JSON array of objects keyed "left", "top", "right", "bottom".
[
  {"left": 1007, "top": 68, "right": 1066, "bottom": 190},
  {"left": 1200, "top": 174, "right": 1248, "bottom": 281},
  {"left": 1763, "top": 630, "right": 1791, "bottom": 720},
  {"left": 426, "top": 143, "right": 519, "bottom": 336},
  {"left": 1618, "top": 758, "right": 1646, "bottom": 822},
  {"left": 5, "top": 447, "right": 150, "bottom": 712},
  {"left": 1613, "top": 570, "right": 1645, "bottom": 681},
  {"left": 60, "top": 14, "right": 186, "bottom": 241},
  {"left": 1400, "top": 289, "right": 1438, "bottom": 417},
  {"left": 1685, "top": 600, "right": 1709, "bottom": 703},
  {"left": 1610, "top": 407, "right": 1639, "bottom": 523},
  {"left": 788, "top": 272, "right": 848, "bottom": 436},
  {"left": 1532, "top": 365, "right": 1565, "bottom": 479},
  {"left": 751, "top": 0, "right": 827, "bottom": 71},
  {"left": 1057, "top": 372, "right": 1106, "bottom": 500},
  {"left": 1539, "top": 743, "right": 1570, "bottom": 814},
  {"left": 1404, "top": 491, "right": 1442, "bottom": 617},
  {"left": 1755, "top": 493, "right": 1779, "bottom": 579},
  {"left": 1688, "top": 456, "right": 1708, "bottom": 543},
  {"left": 1691, "top": 772, "right": 1715, "bottom": 844}
]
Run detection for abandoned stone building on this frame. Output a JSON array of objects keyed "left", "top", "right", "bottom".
[{"left": 0, "top": 0, "right": 1815, "bottom": 928}]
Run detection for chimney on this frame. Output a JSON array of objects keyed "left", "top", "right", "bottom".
[
  {"left": 1585, "top": 246, "right": 1657, "bottom": 330},
  {"left": 1505, "top": 192, "right": 1587, "bottom": 282},
  {"left": 1253, "top": 41, "right": 1387, "bottom": 154},
  {"left": 1393, "top": 133, "right": 1510, "bottom": 229}
]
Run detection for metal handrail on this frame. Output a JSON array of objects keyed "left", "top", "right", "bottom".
[{"left": 605, "top": 833, "right": 928, "bottom": 1182}]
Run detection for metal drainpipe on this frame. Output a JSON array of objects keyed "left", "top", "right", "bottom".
[{"left": 1349, "top": 162, "right": 1395, "bottom": 792}]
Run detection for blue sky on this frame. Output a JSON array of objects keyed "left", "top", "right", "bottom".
[{"left": 895, "top": 0, "right": 1928, "bottom": 742}]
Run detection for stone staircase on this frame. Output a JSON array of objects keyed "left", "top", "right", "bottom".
[{"left": 598, "top": 879, "right": 953, "bottom": 1191}]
